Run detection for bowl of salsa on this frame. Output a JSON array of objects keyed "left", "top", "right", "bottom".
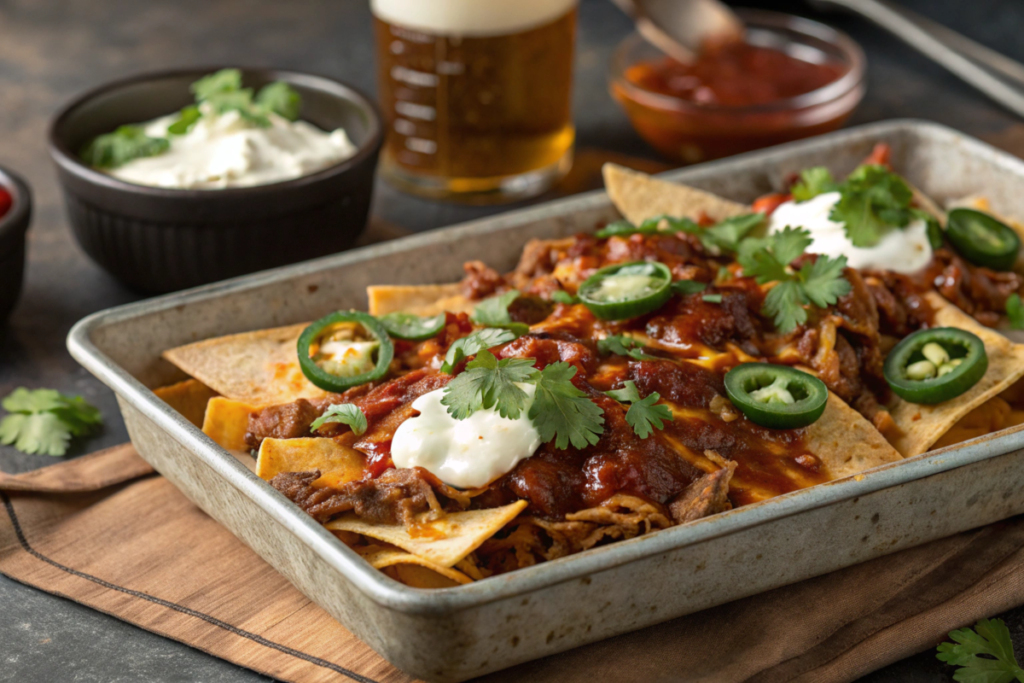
[{"left": 610, "top": 9, "right": 865, "bottom": 164}]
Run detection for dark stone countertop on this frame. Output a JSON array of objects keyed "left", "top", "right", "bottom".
[{"left": 1, "top": 0, "right": 1023, "bottom": 679}]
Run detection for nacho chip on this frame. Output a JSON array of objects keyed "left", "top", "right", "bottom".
[
  {"left": 201, "top": 397, "right": 259, "bottom": 451},
  {"left": 354, "top": 545, "right": 472, "bottom": 586},
  {"left": 256, "top": 437, "right": 365, "bottom": 488},
  {"left": 805, "top": 393, "right": 904, "bottom": 476},
  {"left": 153, "top": 379, "right": 218, "bottom": 428},
  {"left": 163, "top": 323, "right": 326, "bottom": 407},
  {"left": 603, "top": 163, "right": 750, "bottom": 226},
  {"left": 889, "top": 293, "right": 1024, "bottom": 457},
  {"left": 367, "top": 284, "right": 473, "bottom": 317},
  {"left": 326, "top": 500, "right": 528, "bottom": 568}
]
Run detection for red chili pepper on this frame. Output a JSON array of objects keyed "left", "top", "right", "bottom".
[{"left": 0, "top": 188, "right": 11, "bottom": 221}]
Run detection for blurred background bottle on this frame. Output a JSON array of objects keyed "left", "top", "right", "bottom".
[{"left": 372, "top": 0, "right": 578, "bottom": 204}]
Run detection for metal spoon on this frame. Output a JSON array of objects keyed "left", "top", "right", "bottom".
[{"left": 607, "top": 0, "right": 745, "bottom": 63}]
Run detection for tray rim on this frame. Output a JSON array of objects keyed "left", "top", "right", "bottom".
[{"left": 67, "top": 118, "right": 1024, "bottom": 617}]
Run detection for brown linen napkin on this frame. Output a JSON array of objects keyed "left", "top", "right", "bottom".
[{"left": 1, "top": 445, "right": 1022, "bottom": 683}]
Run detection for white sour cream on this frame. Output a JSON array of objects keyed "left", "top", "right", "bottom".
[
  {"left": 391, "top": 386, "right": 542, "bottom": 489},
  {"left": 768, "top": 191, "right": 933, "bottom": 274},
  {"left": 371, "top": 0, "right": 577, "bottom": 37},
  {"left": 108, "top": 104, "right": 357, "bottom": 189}
]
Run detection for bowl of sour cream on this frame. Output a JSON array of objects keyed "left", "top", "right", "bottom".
[{"left": 48, "top": 67, "right": 383, "bottom": 293}]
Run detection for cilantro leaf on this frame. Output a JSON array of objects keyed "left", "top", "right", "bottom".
[
  {"left": 937, "top": 618, "right": 1024, "bottom": 683},
  {"left": 1008, "top": 294, "right": 1024, "bottom": 330},
  {"left": 791, "top": 167, "right": 837, "bottom": 201},
  {"left": 529, "top": 363, "right": 605, "bottom": 450},
  {"left": 471, "top": 290, "right": 528, "bottom": 335},
  {"left": 762, "top": 281, "right": 807, "bottom": 334},
  {"left": 440, "top": 328, "right": 519, "bottom": 374},
  {"left": 831, "top": 164, "right": 914, "bottom": 248},
  {"left": 0, "top": 388, "right": 102, "bottom": 457},
  {"left": 671, "top": 280, "right": 707, "bottom": 296},
  {"left": 700, "top": 213, "right": 765, "bottom": 253},
  {"left": 702, "top": 294, "right": 723, "bottom": 304},
  {"left": 80, "top": 125, "right": 170, "bottom": 169},
  {"left": 597, "top": 335, "right": 658, "bottom": 361},
  {"left": 190, "top": 68, "right": 243, "bottom": 100},
  {"left": 596, "top": 220, "right": 643, "bottom": 238},
  {"left": 256, "top": 81, "right": 301, "bottom": 121},
  {"left": 205, "top": 88, "right": 272, "bottom": 128},
  {"left": 167, "top": 105, "right": 201, "bottom": 136},
  {"left": 797, "top": 254, "right": 851, "bottom": 309},
  {"left": 551, "top": 290, "right": 578, "bottom": 305},
  {"left": 310, "top": 403, "right": 367, "bottom": 435},
  {"left": 605, "top": 380, "right": 673, "bottom": 439},
  {"left": 441, "top": 350, "right": 538, "bottom": 420}
]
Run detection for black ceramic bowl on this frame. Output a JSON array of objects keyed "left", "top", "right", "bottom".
[
  {"left": 0, "top": 166, "right": 32, "bottom": 325},
  {"left": 48, "top": 68, "right": 383, "bottom": 294}
]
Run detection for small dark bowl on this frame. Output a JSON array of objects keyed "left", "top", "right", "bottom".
[
  {"left": 0, "top": 167, "right": 32, "bottom": 325},
  {"left": 48, "top": 68, "right": 383, "bottom": 294}
]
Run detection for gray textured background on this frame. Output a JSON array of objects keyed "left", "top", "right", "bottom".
[{"left": 2, "top": 0, "right": 1023, "bottom": 680}]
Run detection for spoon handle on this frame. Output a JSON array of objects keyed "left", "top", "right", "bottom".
[{"left": 814, "top": 0, "right": 1024, "bottom": 118}]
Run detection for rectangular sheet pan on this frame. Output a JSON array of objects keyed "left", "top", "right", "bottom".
[{"left": 68, "top": 120, "right": 1024, "bottom": 682}]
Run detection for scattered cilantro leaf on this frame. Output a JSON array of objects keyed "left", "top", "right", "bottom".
[
  {"left": 605, "top": 380, "right": 673, "bottom": 439},
  {"left": 831, "top": 164, "right": 914, "bottom": 248},
  {"left": 700, "top": 213, "right": 765, "bottom": 253},
  {"left": 190, "top": 68, "right": 243, "bottom": 99},
  {"left": 702, "top": 294, "right": 723, "bottom": 304},
  {"left": 738, "top": 227, "right": 851, "bottom": 333},
  {"left": 551, "top": 290, "right": 579, "bottom": 305},
  {"left": 791, "top": 167, "right": 838, "bottom": 201},
  {"left": 79, "top": 125, "right": 170, "bottom": 169},
  {"left": 1008, "top": 294, "right": 1024, "bottom": 330},
  {"left": 167, "top": 105, "right": 202, "bottom": 136},
  {"left": 529, "top": 363, "right": 605, "bottom": 449},
  {"left": 471, "top": 290, "right": 528, "bottom": 335},
  {"left": 310, "top": 403, "right": 367, "bottom": 435},
  {"left": 441, "top": 350, "right": 538, "bottom": 420},
  {"left": 596, "top": 220, "right": 644, "bottom": 238},
  {"left": 440, "top": 328, "right": 519, "bottom": 374},
  {"left": 0, "top": 388, "right": 102, "bottom": 457},
  {"left": 597, "top": 335, "right": 657, "bottom": 361},
  {"left": 256, "top": 81, "right": 302, "bottom": 121},
  {"left": 672, "top": 280, "right": 707, "bottom": 296},
  {"left": 936, "top": 618, "right": 1024, "bottom": 683},
  {"left": 204, "top": 88, "right": 272, "bottom": 127}
]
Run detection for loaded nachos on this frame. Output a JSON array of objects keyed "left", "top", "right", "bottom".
[{"left": 154, "top": 143, "right": 1024, "bottom": 588}]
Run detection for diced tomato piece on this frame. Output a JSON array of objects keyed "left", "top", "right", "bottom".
[
  {"left": 0, "top": 188, "right": 11, "bottom": 220},
  {"left": 751, "top": 192, "right": 791, "bottom": 217},
  {"left": 862, "top": 142, "right": 892, "bottom": 169}
]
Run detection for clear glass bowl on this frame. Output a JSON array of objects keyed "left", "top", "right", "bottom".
[{"left": 609, "top": 9, "right": 866, "bottom": 164}]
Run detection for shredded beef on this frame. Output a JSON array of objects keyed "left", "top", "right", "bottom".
[
  {"left": 245, "top": 399, "right": 322, "bottom": 450},
  {"left": 669, "top": 462, "right": 735, "bottom": 523},
  {"left": 460, "top": 260, "right": 505, "bottom": 300},
  {"left": 930, "top": 248, "right": 1020, "bottom": 326},
  {"left": 271, "top": 467, "right": 469, "bottom": 526}
]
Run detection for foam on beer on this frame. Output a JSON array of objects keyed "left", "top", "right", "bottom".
[{"left": 371, "top": 0, "right": 577, "bottom": 37}]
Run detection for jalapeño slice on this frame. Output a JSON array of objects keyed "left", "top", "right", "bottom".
[
  {"left": 724, "top": 363, "right": 828, "bottom": 430},
  {"left": 883, "top": 327, "right": 987, "bottom": 404},
  {"left": 946, "top": 208, "right": 1020, "bottom": 272},
  {"left": 578, "top": 261, "right": 672, "bottom": 320},
  {"left": 297, "top": 311, "right": 394, "bottom": 392},
  {"left": 380, "top": 312, "right": 446, "bottom": 341}
]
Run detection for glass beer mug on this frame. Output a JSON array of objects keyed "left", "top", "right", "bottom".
[{"left": 371, "top": 0, "right": 578, "bottom": 202}]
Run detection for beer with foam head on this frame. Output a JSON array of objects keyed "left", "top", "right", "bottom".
[{"left": 372, "top": 0, "right": 577, "bottom": 202}]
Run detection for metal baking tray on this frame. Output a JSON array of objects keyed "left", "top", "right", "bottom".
[{"left": 68, "top": 120, "right": 1024, "bottom": 682}]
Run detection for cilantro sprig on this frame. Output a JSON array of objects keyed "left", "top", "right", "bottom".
[
  {"left": 441, "top": 350, "right": 537, "bottom": 420},
  {"left": 1007, "top": 294, "right": 1024, "bottom": 330},
  {"left": 471, "top": 290, "right": 529, "bottom": 336},
  {"left": 937, "top": 618, "right": 1024, "bottom": 683},
  {"left": 605, "top": 380, "right": 673, "bottom": 439},
  {"left": 310, "top": 403, "right": 367, "bottom": 436},
  {"left": 530, "top": 363, "right": 605, "bottom": 449},
  {"left": 440, "top": 328, "right": 519, "bottom": 374},
  {"left": 596, "top": 213, "right": 765, "bottom": 254},
  {"left": 0, "top": 388, "right": 102, "bottom": 456},
  {"left": 79, "top": 125, "right": 171, "bottom": 169},
  {"left": 598, "top": 335, "right": 658, "bottom": 361},
  {"left": 738, "top": 226, "right": 851, "bottom": 333}
]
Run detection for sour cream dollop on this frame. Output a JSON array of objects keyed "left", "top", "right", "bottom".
[
  {"left": 391, "top": 386, "right": 542, "bottom": 489},
  {"left": 108, "top": 104, "right": 357, "bottom": 189},
  {"left": 768, "top": 191, "right": 933, "bottom": 274}
]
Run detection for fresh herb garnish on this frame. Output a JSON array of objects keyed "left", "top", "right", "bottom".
[
  {"left": 310, "top": 403, "right": 367, "bottom": 435},
  {"left": 702, "top": 294, "right": 723, "bottom": 304},
  {"left": 1008, "top": 294, "right": 1024, "bottom": 330},
  {"left": 791, "top": 166, "right": 839, "bottom": 201},
  {"left": 471, "top": 290, "right": 529, "bottom": 336},
  {"left": 605, "top": 380, "right": 673, "bottom": 439},
  {"left": 166, "top": 105, "right": 202, "bottom": 136},
  {"left": 597, "top": 213, "right": 764, "bottom": 255},
  {"left": 79, "top": 125, "right": 171, "bottom": 169},
  {"left": 738, "top": 226, "right": 851, "bottom": 333},
  {"left": 440, "top": 328, "right": 519, "bottom": 374},
  {"left": 551, "top": 290, "right": 579, "bottom": 305},
  {"left": 190, "top": 69, "right": 285, "bottom": 128},
  {"left": 598, "top": 335, "right": 658, "bottom": 361},
  {"left": 0, "top": 388, "right": 102, "bottom": 456},
  {"left": 255, "top": 81, "right": 302, "bottom": 121},
  {"left": 529, "top": 362, "right": 605, "bottom": 449},
  {"left": 936, "top": 618, "right": 1024, "bottom": 683},
  {"left": 671, "top": 280, "right": 708, "bottom": 296},
  {"left": 441, "top": 350, "right": 537, "bottom": 420}
]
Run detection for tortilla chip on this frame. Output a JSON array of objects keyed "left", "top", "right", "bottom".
[
  {"left": 805, "top": 393, "right": 904, "bottom": 478},
  {"left": 201, "top": 397, "right": 259, "bottom": 451},
  {"left": 367, "top": 284, "right": 473, "bottom": 317},
  {"left": 153, "top": 379, "right": 218, "bottom": 428},
  {"left": 603, "top": 164, "right": 750, "bottom": 226},
  {"left": 354, "top": 545, "right": 471, "bottom": 586},
  {"left": 256, "top": 437, "right": 365, "bottom": 488},
  {"left": 326, "top": 500, "right": 528, "bottom": 568},
  {"left": 163, "top": 323, "right": 326, "bottom": 407},
  {"left": 889, "top": 293, "right": 1024, "bottom": 457}
]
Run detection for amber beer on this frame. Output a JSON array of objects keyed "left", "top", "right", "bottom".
[{"left": 372, "top": 0, "right": 578, "bottom": 202}]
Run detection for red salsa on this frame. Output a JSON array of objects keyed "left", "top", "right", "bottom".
[{"left": 0, "top": 187, "right": 11, "bottom": 221}]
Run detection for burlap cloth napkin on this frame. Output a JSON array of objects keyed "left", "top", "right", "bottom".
[{"left": 0, "top": 444, "right": 1023, "bottom": 683}]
